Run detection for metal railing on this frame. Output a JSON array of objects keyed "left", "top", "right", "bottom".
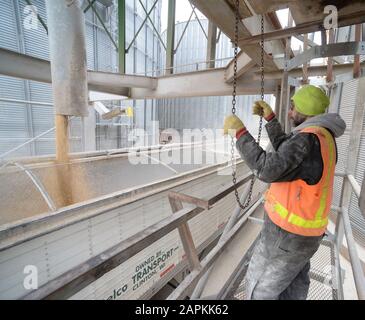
[
  {"left": 334, "top": 172, "right": 365, "bottom": 300},
  {"left": 21, "top": 171, "right": 256, "bottom": 300},
  {"left": 16, "top": 168, "right": 365, "bottom": 300}
]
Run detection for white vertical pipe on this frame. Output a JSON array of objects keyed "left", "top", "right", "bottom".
[{"left": 45, "top": 0, "right": 88, "bottom": 116}]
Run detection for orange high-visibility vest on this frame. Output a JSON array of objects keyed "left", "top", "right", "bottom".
[{"left": 264, "top": 126, "right": 336, "bottom": 237}]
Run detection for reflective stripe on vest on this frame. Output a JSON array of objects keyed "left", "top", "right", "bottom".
[
  {"left": 265, "top": 126, "right": 335, "bottom": 234},
  {"left": 272, "top": 197, "right": 329, "bottom": 229}
]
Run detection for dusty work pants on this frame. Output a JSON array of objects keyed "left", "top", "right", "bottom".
[{"left": 245, "top": 212, "right": 323, "bottom": 300}]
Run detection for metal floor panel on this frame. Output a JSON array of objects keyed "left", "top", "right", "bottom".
[{"left": 227, "top": 239, "right": 338, "bottom": 300}]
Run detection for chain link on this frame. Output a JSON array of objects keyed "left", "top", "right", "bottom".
[{"left": 231, "top": 0, "right": 265, "bottom": 210}]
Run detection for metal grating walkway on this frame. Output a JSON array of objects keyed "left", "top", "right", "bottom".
[{"left": 226, "top": 239, "right": 338, "bottom": 300}]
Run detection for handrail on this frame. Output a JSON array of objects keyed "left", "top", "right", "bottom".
[
  {"left": 335, "top": 174, "right": 365, "bottom": 300},
  {"left": 167, "top": 196, "right": 264, "bottom": 300},
  {"left": 340, "top": 207, "right": 365, "bottom": 299},
  {"left": 168, "top": 172, "right": 253, "bottom": 209},
  {"left": 347, "top": 174, "right": 361, "bottom": 199},
  {"left": 22, "top": 172, "right": 254, "bottom": 300},
  {"left": 23, "top": 204, "right": 204, "bottom": 300}
]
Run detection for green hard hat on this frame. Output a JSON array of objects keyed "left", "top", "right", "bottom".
[{"left": 292, "top": 85, "right": 330, "bottom": 116}]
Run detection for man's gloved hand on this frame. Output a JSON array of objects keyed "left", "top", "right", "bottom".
[
  {"left": 253, "top": 100, "right": 275, "bottom": 121},
  {"left": 223, "top": 115, "right": 247, "bottom": 138}
]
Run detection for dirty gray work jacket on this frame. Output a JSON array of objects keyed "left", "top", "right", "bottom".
[{"left": 236, "top": 113, "right": 346, "bottom": 185}]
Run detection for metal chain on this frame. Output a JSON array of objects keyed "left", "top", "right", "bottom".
[{"left": 231, "top": 0, "right": 265, "bottom": 210}]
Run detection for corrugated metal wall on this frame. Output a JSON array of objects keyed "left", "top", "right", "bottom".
[
  {"left": 156, "top": 19, "right": 273, "bottom": 135},
  {"left": 0, "top": 0, "right": 162, "bottom": 157},
  {"left": 330, "top": 79, "right": 365, "bottom": 247},
  {"left": 329, "top": 26, "right": 365, "bottom": 246}
]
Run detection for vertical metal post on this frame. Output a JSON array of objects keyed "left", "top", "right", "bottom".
[
  {"left": 302, "top": 33, "right": 309, "bottom": 84},
  {"left": 327, "top": 29, "right": 334, "bottom": 83},
  {"left": 118, "top": 0, "right": 126, "bottom": 74},
  {"left": 168, "top": 197, "right": 201, "bottom": 271},
  {"left": 118, "top": 0, "right": 126, "bottom": 148},
  {"left": 274, "top": 84, "right": 281, "bottom": 116},
  {"left": 321, "top": 29, "right": 327, "bottom": 46},
  {"left": 353, "top": 24, "right": 362, "bottom": 79},
  {"left": 279, "top": 36, "right": 290, "bottom": 132},
  {"left": 206, "top": 21, "right": 217, "bottom": 69},
  {"left": 190, "top": 181, "right": 255, "bottom": 299},
  {"left": 279, "top": 73, "right": 289, "bottom": 130},
  {"left": 166, "top": 0, "right": 176, "bottom": 75},
  {"left": 334, "top": 179, "right": 347, "bottom": 298},
  {"left": 282, "top": 12, "right": 294, "bottom": 133}
]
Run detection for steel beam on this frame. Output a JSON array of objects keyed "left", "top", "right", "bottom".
[
  {"left": 225, "top": 51, "right": 256, "bottom": 83},
  {"left": 0, "top": 48, "right": 52, "bottom": 83},
  {"left": 190, "top": 0, "right": 277, "bottom": 72},
  {"left": 88, "top": 71, "right": 157, "bottom": 90},
  {"left": 241, "top": 13, "right": 285, "bottom": 69},
  {"left": 238, "top": 11, "right": 365, "bottom": 45},
  {"left": 130, "top": 68, "right": 278, "bottom": 99},
  {"left": 0, "top": 48, "right": 156, "bottom": 95},
  {"left": 354, "top": 25, "right": 362, "bottom": 78},
  {"left": 165, "top": 0, "right": 176, "bottom": 75},
  {"left": 287, "top": 42, "right": 365, "bottom": 71},
  {"left": 206, "top": 21, "right": 217, "bottom": 69},
  {"left": 253, "top": 62, "right": 365, "bottom": 80},
  {"left": 118, "top": 0, "right": 126, "bottom": 73},
  {"left": 294, "top": 32, "right": 349, "bottom": 66}
]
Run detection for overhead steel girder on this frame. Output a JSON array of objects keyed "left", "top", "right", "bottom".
[
  {"left": 130, "top": 68, "right": 277, "bottom": 100},
  {"left": 0, "top": 48, "right": 156, "bottom": 95},
  {"left": 225, "top": 51, "right": 256, "bottom": 83},
  {"left": 254, "top": 62, "right": 365, "bottom": 80},
  {"left": 239, "top": 10, "right": 365, "bottom": 45},
  {"left": 0, "top": 48, "right": 277, "bottom": 100},
  {"left": 88, "top": 71, "right": 157, "bottom": 92},
  {"left": 287, "top": 42, "right": 365, "bottom": 71},
  {"left": 190, "top": 0, "right": 278, "bottom": 72}
]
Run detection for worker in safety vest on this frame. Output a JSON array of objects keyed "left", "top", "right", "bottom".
[{"left": 223, "top": 85, "right": 346, "bottom": 300}]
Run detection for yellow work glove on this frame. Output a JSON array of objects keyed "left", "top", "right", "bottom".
[
  {"left": 223, "top": 115, "right": 246, "bottom": 137},
  {"left": 253, "top": 100, "right": 275, "bottom": 121}
]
